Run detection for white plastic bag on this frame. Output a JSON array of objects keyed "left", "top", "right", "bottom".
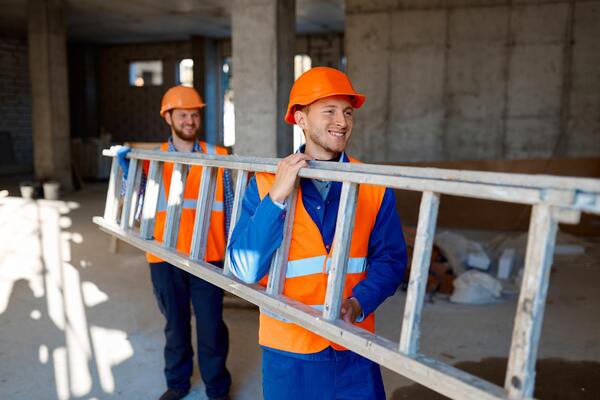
[{"left": 450, "top": 270, "right": 503, "bottom": 305}]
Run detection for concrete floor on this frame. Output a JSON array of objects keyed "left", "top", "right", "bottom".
[{"left": 1, "top": 182, "right": 599, "bottom": 399}]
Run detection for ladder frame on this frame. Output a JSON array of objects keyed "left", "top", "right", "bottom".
[{"left": 94, "top": 146, "right": 600, "bottom": 400}]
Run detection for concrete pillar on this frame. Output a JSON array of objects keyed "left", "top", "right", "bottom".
[
  {"left": 232, "top": 0, "right": 295, "bottom": 157},
  {"left": 28, "top": 0, "right": 72, "bottom": 189},
  {"left": 27, "top": 0, "right": 72, "bottom": 188},
  {"left": 192, "top": 36, "right": 222, "bottom": 146}
]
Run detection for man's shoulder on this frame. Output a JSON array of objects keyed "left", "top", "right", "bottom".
[{"left": 199, "top": 140, "right": 229, "bottom": 155}]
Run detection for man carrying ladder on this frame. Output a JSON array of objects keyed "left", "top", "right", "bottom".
[
  {"left": 120, "top": 86, "right": 233, "bottom": 400},
  {"left": 228, "top": 67, "right": 408, "bottom": 399}
]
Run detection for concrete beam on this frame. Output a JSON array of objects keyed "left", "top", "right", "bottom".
[
  {"left": 232, "top": 0, "right": 295, "bottom": 157},
  {"left": 28, "top": 0, "right": 72, "bottom": 189}
]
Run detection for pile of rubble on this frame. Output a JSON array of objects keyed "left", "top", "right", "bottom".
[{"left": 402, "top": 228, "right": 587, "bottom": 305}]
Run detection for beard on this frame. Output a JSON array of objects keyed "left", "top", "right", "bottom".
[
  {"left": 172, "top": 124, "right": 198, "bottom": 142},
  {"left": 307, "top": 127, "right": 349, "bottom": 156}
]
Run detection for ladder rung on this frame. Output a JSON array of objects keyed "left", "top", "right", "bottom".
[
  {"left": 266, "top": 185, "right": 299, "bottom": 295},
  {"left": 163, "top": 163, "right": 188, "bottom": 249},
  {"left": 140, "top": 160, "right": 163, "bottom": 239},
  {"left": 322, "top": 182, "right": 358, "bottom": 321},
  {"left": 399, "top": 191, "right": 440, "bottom": 354},
  {"left": 505, "top": 204, "right": 557, "bottom": 398},
  {"left": 103, "top": 155, "right": 121, "bottom": 224},
  {"left": 120, "top": 158, "right": 140, "bottom": 229},
  {"left": 190, "top": 166, "right": 218, "bottom": 261},
  {"left": 223, "top": 169, "right": 249, "bottom": 276}
]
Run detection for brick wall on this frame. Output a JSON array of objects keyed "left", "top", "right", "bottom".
[
  {"left": 97, "top": 41, "right": 191, "bottom": 143},
  {"left": 0, "top": 35, "right": 32, "bottom": 168}
]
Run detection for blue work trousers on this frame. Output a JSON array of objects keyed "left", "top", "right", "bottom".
[
  {"left": 262, "top": 347, "right": 386, "bottom": 400},
  {"left": 149, "top": 262, "right": 231, "bottom": 398}
]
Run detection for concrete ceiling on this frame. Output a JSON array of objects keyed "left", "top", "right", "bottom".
[{"left": 0, "top": 0, "right": 344, "bottom": 42}]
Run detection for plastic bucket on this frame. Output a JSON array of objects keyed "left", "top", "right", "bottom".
[{"left": 43, "top": 181, "right": 61, "bottom": 200}]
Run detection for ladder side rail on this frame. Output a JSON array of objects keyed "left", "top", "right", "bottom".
[
  {"left": 123, "top": 150, "right": 600, "bottom": 213},
  {"left": 163, "top": 163, "right": 188, "bottom": 248},
  {"left": 505, "top": 204, "right": 558, "bottom": 398},
  {"left": 140, "top": 160, "right": 163, "bottom": 239},
  {"left": 266, "top": 186, "right": 298, "bottom": 295},
  {"left": 223, "top": 170, "right": 249, "bottom": 276},
  {"left": 399, "top": 191, "right": 440, "bottom": 354},
  {"left": 123, "top": 148, "right": 600, "bottom": 194},
  {"left": 322, "top": 182, "right": 358, "bottom": 321},
  {"left": 190, "top": 166, "right": 217, "bottom": 261},
  {"left": 129, "top": 163, "right": 143, "bottom": 230},
  {"left": 103, "top": 155, "right": 121, "bottom": 224},
  {"left": 120, "top": 158, "right": 139, "bottom": 229}
]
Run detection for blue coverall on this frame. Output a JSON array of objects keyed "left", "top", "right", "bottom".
[
  {"left": 146, "top": 138, "right": 232, "bottom": 398},
  {"left": 228, "top": 150, "right": 407, "bottom": 400}
]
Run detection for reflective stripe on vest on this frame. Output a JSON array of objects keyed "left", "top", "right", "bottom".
[
  {"left": 156, "top": 187, "right": 224, "bottom": 212},
  {"left": 286, "top": 256, "right": 367, "bottom": 279}
]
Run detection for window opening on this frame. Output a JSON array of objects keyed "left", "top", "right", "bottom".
[
  {"left": 177, "top": 59, "right": 194, "bottom": 87},
  {"left": 129, "top": 60, "right": 163, "bottom": 86}
]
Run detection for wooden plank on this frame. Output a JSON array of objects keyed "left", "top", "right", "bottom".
[
  {"left": 162, "top": 163, "right": 187, "bottom": 248},
  {"left": 140, "top": 161, "right": 163, "bottom": 240},
  {"left": 266, "top": 185, "right": 298, "bottom": 295},
  {"left": 190, "top": 166, "right": 217, "bottom": 261},
  {"left": 322, "top": 182, "right": 358, "bottom": 321},
  {"left": 120, "top": 158, "right": 139, "bottom": 229},
  {"left": 93, "top": 216, "right": 518, "bottom": 400},
  {"left": 223, "top": 170, "right": 249, "bottom": 276},
  {"left": 505, "top": 204, "right": 558, "bottom": 398},
  {"left": 103, "top": 156, "right": 121, "bottom": 224},
  {"left": 399, "top": 191, "right": 440, "bottom": 354}
]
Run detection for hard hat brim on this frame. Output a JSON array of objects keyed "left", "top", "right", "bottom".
[{"left": 284, "top": 92, "right": 366, "bottom": 124}]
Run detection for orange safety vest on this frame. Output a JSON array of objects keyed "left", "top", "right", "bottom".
[
  {"left": 255, "top": 158, "right": 386, "bottom": 354},
  {"left": 145, "top": 141, "right": 228, "bottom": 263}
]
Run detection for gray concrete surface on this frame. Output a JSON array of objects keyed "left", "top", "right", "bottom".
[
  {"left": 232, "top": 0, "right": 295, "bottom": 158},
  {"left": 27, "top": 0, "right": 73, "bottom": 189},
  {"left": 346, "top": 0, "right": 600, "bottom": 163},
  {"left": 1, "top": 183, "right": 599, "bottom": 399}
]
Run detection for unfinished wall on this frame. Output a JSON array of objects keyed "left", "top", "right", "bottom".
[
  {"left": 96, "top": 33, "right": 344, "bottom": 146},
  {"left": 346, "top": 0, "right": 600, "bottom": 163},
  {"left": 97, "top": 41, "right": 191, "bottom": 143},
  {"left": 0, "top": 35, "right": 33, "bottom": 171},
  {"left": 296, "top": 34, "right": 344, "bottom": 69}
]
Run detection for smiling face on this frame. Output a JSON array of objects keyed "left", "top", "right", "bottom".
[
  {"left": 294, "top": 95, "right": 354, "bottom": 160},
  {"left": 165, "top": 108, "right": 201, "bottom": 142}
]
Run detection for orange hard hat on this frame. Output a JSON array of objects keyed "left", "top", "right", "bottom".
[
  {"left": 284, "top": 67, "right": 366, "bottom": 124},
  {"left": 160, "top": 86, "right": 206, "bottom": 117}
]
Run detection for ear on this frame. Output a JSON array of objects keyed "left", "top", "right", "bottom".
[
  {"left": 294, "top": 109, "right": 307, "bottom": 129},
  {"left": 164, "top": 111, "right": 173, "bottom": 127}
]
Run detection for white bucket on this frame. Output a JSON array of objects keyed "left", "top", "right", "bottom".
[
  {"left": 43, "top": 181, "right": 61, "bottom": 200},
  {"left": 20, "top": 184, "right": 35, "bottom": 199}
]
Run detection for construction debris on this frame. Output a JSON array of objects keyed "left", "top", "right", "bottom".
[
  {"left": 497, "top": 248, "right": 516, "bottom": 280},
  {"left": 450, "top": 270, "right": 503, "bottom": 305}
]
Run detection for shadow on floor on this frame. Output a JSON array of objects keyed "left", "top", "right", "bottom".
[{"left": 392, "top": 358, "right": 600, "bottom": 400}]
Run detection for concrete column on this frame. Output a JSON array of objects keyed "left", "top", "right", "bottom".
[
  {"left": 28, "top": 0, "right": 72, "bottom": 189},
  {"left": 232, "top": 0, "right": 295, "bottom": 157},
  {"left": 192, "top": 36, "right": 222, "bottom": 146}
]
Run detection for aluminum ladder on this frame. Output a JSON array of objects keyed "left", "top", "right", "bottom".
[{"left": 93, "top": 146, "right": 600, "bottom": 400}]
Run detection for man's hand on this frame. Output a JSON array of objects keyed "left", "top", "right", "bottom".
[
  {"left": 340, "top": 297, "right": 362, "bottom": 324},
  {"left": 268, "top": 153, "right": 312, "bottom": 204}
]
